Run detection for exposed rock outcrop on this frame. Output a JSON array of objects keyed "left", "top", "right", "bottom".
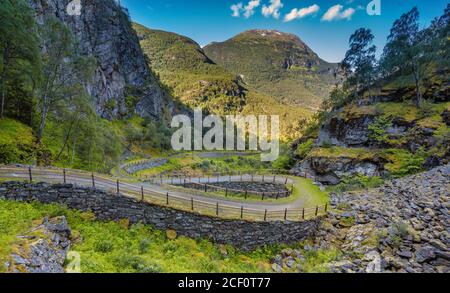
[
  {"left": 317, "top": 111, "right": 375, "bottom": 147},
  {"left": 293, "top": 156, "right": 384, "bottom": 185},
  {"left": 6, "top": 216, "right": 72, "bottom": 273},
  {"left": 274, "top": 165, "right": 450, "bottom": 273},
  {"left": 29, "top": 0, "right": 172, "bottom": 120}
]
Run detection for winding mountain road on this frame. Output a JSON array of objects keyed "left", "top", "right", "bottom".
[{"left": 0, "top": 165, "right": 327, "bottom": 221}]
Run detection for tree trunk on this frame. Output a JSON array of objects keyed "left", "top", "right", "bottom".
[
  {"left": 56, "top": 115, "right": 79, "bottom": 161},
  {"left": 0, "top": 45, "right": 10, "bottom": 119},
  {"left": 37, "top": 97, "right": 48, "bottom": 143},
  {"left": 413, "top": 64, "right": 422, "bottom": 108}
]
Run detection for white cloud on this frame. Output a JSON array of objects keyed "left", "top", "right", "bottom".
[
  {"left": 321, "top": 4, "right": 355, "bottom": 21},
  {"left": 244, "top": 0, "right": 261, "bottom": 18},
  {"left": 284, "top": 4, "right": 320, "bottom": 22},
  {"left": 262, "top": 0, "right": 284, "bottom": 19},
  {"left": 231, "top": 0, "right": 261, "bottom": 18},
  {"left": 231, "top": 2, "right": 243, "bottom": 17}
]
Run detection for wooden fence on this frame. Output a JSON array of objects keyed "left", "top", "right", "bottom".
[{"left": 0, "top": 166, "right": 328, "bottom": 222}]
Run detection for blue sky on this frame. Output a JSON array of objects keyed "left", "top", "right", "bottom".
[{"left": 121, "top": 0, "right": 449, "bottom": 63}]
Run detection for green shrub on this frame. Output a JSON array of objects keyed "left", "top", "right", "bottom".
[
  {"left": 295, "top": 139, "right": 314, "bottom": 159},
  {"left": 94, "top": 240, "right": 115, "bottom": 253},
  {"left": 328, "top": 175, "right": 384, "bottom": 193},
  {"left": 271, "top": 154, "right": 293, "bottom": 170},
  {"left": 368, "top": 116, "right": 392, "bottom": 143},
  {"left": 139, "top": 238, "right": 151, "bottom": 254}
]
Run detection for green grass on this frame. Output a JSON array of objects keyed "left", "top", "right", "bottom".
[
  {"left": 0, "top": 118, "right": 35, "bottom": 164},
  {"left": 0, "top": 199, "right": 345, "bottom": 273},
  {"left": 0, "top": 118, "right": 34, "bottom": 146},
  {"left": 301, "top": 247, "right": 342, "bottom": 273},
  {"left": 293, "top": 177, "right": 329, "bottom": 207},
  {"left": 0, "top": 200, "right": 275, "bottom": 273},
  {"left": 309, "top": 147, "right": 378, "bottom": 160}
]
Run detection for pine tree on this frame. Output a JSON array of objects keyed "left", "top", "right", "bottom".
[
  {"left": 341, "top": 28, "right": 377, "bottom": 98},
  {"left": 381, "top": 7, "right": 424, "bottom": 107}
]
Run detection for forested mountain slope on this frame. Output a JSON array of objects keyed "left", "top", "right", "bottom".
[
  {"left": 204, "top": 30, "right": 341, "bottom": 111},
  {"left": 133, "top": 24, "right": 313, "bottom": 140}
]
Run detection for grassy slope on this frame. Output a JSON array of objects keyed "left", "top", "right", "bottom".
[
  {"left": 133, "top": 24, "right": 312, "bottom": 141},
  {"left": 0, "top": 118, "right": 36, "bottom": 164},
  {"left": 0, "top": 199, "right": 339, "bottom": 273},
  {"left": 204, "top": 30, "right": 339, "bottom": 111}
]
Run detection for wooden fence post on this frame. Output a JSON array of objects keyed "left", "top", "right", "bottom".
[
  {"left": 191, "top": 198, "right": 194, "bottom": 211},
  {"left": 141, "top": 186, "right": 144, "bottom": 201},
  {"left": 264, "top": 210, "right": 267, "bottom": 222},
  {"left": 116, "top": 179, "right": 120, "bottom": 194},
  {"left": 285, "top": 178, "right": 288, "bottom": 185},
  {"left": 63, "top": 169, "right": 66, "bottom": 184},
  {"left": 91, "top": 173, "right": 95, "bottom": 188},
  {"left": 276, "top": 192, "right": 280, "bottom": 200},
  {"left": 216, "top": 203, "right": 219, "bottom": 216},
  {"left": 284, "top": 208, "right": 288, "bottom": 221},
  {"left": 273, "top": 176, "right": 276, "bottom": 183},
  {"left": 302, "top": 208, "right": 305, "bottom": 220},
  {"left": 166, "top": 192, "right": 169, "bottom": 205},
  {"left": 204, "top": 184, "right": 207, "bottom": 192},
  {"left": 315, "top": 205, "right": 319, "bottom": 216},
  {"left": 245, "top": 190, "right": 248, "bottom": 199},
  {"left": 225, "top": 188, "right": 228, "bottom": 197},
  {"left": 325, "top": 203, "right": 328, "bottom": 212},
  {"left": 262, "top": 175, "right": 265, "bottom": 182},
  {"left": 261, "top": 193, "right": 265, "bottom": 201},
  {"left": 240, "top": 206, "right": 244, "bottom": 219},
  {"left": 28, "top": 167, "right": 32, "bottom": 183}
]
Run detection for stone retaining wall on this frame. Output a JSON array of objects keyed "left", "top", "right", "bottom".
[
  {"left": 177, "top": 182, "right": 290, "bottom": 199},
  {"left": 0, "top": 182, "right": 320, "bottom": 251},
  {"left": 123, "top": 159, "right": 168, "bottom": 174}
]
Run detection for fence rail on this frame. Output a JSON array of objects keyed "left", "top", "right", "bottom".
[
  {"left": 162, "top": 175, "right": 294, "bottom": 200},
  {"left": 0, "top": 166, "right": 328, "bottom": 222}
]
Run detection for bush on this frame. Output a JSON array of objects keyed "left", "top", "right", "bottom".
[
  {"left": 328, "top": 175, "right": 384, "bottom": 193},
  {"left": 295, "top": 139, "right": 314, "bottom": 159},
  {"left": 368, "top": 116, "right": 392, "bottom": 143},
  {"left": 139, "top": 238, "right": 151, "bottom": 254},
  {"left": 94, "top": 240, "right": 114, "bottom": 253},
  {"left": 271, "top": 154, "right": 293, "bottom": 170}
]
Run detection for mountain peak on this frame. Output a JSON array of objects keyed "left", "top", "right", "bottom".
[{"left": 233, "top": 29, "right": 304, "bottom": 43}]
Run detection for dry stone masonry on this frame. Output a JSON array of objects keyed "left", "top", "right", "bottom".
[{"left": 0, "top": 182, "right": 320, "bottom": 251}]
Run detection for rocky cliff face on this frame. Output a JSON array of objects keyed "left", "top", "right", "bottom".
[
  {"left": 292, "top": 86, "right": 449, "bottom": 185},
  {"left": 29, "top": 0, "right": 172, "bottom": 120}
]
